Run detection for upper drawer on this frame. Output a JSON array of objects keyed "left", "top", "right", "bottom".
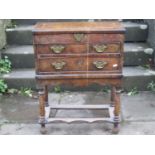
[
  {"left": 88, "top": 34, "right": 124, "bottom": 44},
  {"left": 35, "top": 44, "right": 87, "bottom": 54},
  {"left": 89, "top": 42, "right": 121, "bottom": 53},
  {"left": 35, "top": 43, "right": 120, "bottom": 55},
  {"left": 33, "top": 33, "right": 88, "bottom": 44}
]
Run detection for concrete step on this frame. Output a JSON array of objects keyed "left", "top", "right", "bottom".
[
  {"left": 6, "top": 22, "right": 148, "bottom": 45},
  {"left": 1, "top": 67, "right": 155, "bottom": 91},
  {"left": 1, "top": 43, "right": 153, "bottom": 68}
]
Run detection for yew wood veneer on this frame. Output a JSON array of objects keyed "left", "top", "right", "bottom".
[{"left": 33, "top": 21, "right": 125, "bottom": 134}]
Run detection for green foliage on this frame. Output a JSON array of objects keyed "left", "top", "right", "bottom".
[
  {"left": 6, "top": 20, "right": 17, "bottom": 28},
  {"left": 0, "top": 56, "right": 11, "bottom": 74},
  {"left": 7, "top": 88, "right": 18, "bottom": 94},
  {"left": 0, "top": 56, "right": 11, "bottom": 94},
  {"left": 54, "top": 85, "right": 61, "bottom": 93},
  {"left": 0, "top": 80, "right": 8, "bottom": 94},
  {"left": 141, "top": 64, "right": 151, "bottom": 69},
  {"left": 127, "top": 87, "right": 139, "bottom": 96},
  {"left": 101, "top": 86, "right": 110, "bottom": 93},
  {"left": 147, "top": 81, "right": 155, "bottom": 92},
  {"left": 19, "top": 87, "right": 33, "bottom": 97}
]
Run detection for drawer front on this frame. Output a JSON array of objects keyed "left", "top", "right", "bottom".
[
  {"left": 88, "top": 56, "right": 120, "bottom": 71},
  {"left": 37, "top": 57, "right": 87, "bottom": 73},
  {"left": 35, "top": 43, "right": 120, "bottom": 55},
  {"left": 37, "top": 55, "right": 120, "bottom": 73},
  {"left": 34, "top": 33, "right": 124, "bottom": 45},
  {"left": 89, "top": 34, "right": 124, "bottom": 44},
  {"left": 89, "top": 43, "right": 120, "bottom": 53},
  {"left": 35, "top": 44, "right": 87, "bottom": 54},
  {"left": 34, "top": 33, "right": 88, "bottom": 44}
]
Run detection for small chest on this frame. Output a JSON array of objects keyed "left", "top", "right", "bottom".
[
  {"left": 33, "top": 22, "right": 125, "bottom": 79},
  {"left": 33, "top": 21, "right": 126, "bottom": 134}
]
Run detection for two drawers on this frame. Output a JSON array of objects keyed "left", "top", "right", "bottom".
[{"left": 34, "top": 33, "right": 123, "bottom": 74}]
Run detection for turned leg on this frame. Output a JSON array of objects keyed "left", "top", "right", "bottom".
[
  {"left": 112, "top": 87, "right": 121, "bottom": 134},
  {"left": 44, "top": 85, "right": 49, "bottom": 107},
  {"left": 39, "top": 89, "right": 47, "bottom": 134},
  {"left": 110, "top": 86, "right": 115, "bottom": 107}
]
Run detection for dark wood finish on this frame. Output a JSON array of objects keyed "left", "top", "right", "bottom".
[
  {"left": 39, "top": 91, "right": 45, "bottom": 117},
  {"left": 88, "top": 34, "right": 124, "bottom": 43},
  {"left": 112, "top": 87, "right": 121, "bottom": 134},
  {"left": 44, "top": 85, "right": 48, "bottom": 106},
  {"left": 36, "top": 43, "right": 120, "bottom": 54},
  {"left": 33, "top": 21, "right": 125, "bottom": 134},
  {"left": 38, "top": 56, "right": 87, "bottom": 72},
  {"left": 37, "top": 55, "right": 121, "bottom": 73},
  {"left": 36, "top": 44, "right": 87, "bottom": 54},
  {"left": 33, "top": 21, "right": 125, "bottom": 33},
  {"left": 90, "top": 42, "right": 120, "bottom": 53},
  {"left": 36, "top": 78, "right": 122, "bottom": 88},
  {"left": 33, "top": 34, "right": 88, "bottom": 44},
  {"left": 88, "top": 56, "right": 121, "bottom": 71},
  {"left": 39, "top": 88, "right": 48, "bottom": 134},
  {"left": 111, "top": 86, "right": 115, "bottom": 106},
  {"left": 47, "top": 117, "right": 113, "bottom": 123}
]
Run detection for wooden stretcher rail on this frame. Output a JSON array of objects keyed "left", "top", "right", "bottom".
[
  {"left": 48, "top": 104, "right": 111, "bottom": 110},
  {"left": 47, "top": 117, "right": 114, "bottom": 123}
]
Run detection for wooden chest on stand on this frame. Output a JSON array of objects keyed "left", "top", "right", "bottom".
[{"left": 33, "top": 21, "right": 125, "bottom": 134}]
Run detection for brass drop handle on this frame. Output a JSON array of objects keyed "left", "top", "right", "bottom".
[
  {"left": 93, "top": 44, "right": 107, "bottom": 53},
  {"left": 93, "top": 60, "right": 107, "bottom": 69},
  {"left": 51, "top": 61, "right": 66, "bottom": 70},
  {"left": 50, "top": 45, "right": 65, "bottom": 54},
  {"left": 74, "top": 33, "right": 85, "bottom": 42}
]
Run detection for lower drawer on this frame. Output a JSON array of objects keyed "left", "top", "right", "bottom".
[
  {"left": 37, "top": 56, "right": 87, "bottom": 72},
  {"left": 37, "top": 55, "right": 121, "bottom": 73},
  {"left": 88, "top": 56, "right": 120, "bottom": 71}
]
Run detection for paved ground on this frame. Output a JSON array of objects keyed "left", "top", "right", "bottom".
[{"left": 0, "top": 91, "right": 155, "bottom": 135}]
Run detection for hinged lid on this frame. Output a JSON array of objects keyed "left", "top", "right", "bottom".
[{"left": 33, "top": 21, "right": 125, "bottom": 34}]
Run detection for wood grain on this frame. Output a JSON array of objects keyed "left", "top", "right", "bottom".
[
  {"left": 33, "top": 21, "right": 125, "bottom": 33},
  {"left": 37, "top": 55, "right": 121, "bottom": 73},
  {"left": 34, "top": 34, "right": 88, "bottom": 44},
  {"left": 35, "top": 44, "right": 87, "bottom": 54},
  {"left": 33, "top": 21, "right": 125, "bottom": 133}
]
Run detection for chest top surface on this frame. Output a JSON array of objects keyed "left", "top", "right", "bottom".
[{"left": 33, "top": 21, "right": 125, "bottom": 33}]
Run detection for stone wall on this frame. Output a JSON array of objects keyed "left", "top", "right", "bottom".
[
  {"left": 0, "top": 19, "right": 11, "bottom": 58},
  {"left": 144, "top": 19, "right": 155, "bottom": 65}
]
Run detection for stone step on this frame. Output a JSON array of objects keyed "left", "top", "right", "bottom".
[
  {"left": 1, "top": 67, "right": 155, "bottom": 91},
  {"left": 12, "top": 19, "right": 95, "bottom": 25},
  {"left": 6, "top": 22, "right": 148, "bottom": 45},
  {"left": 12, "top": 19, "right": 143, "bottom": 25},
  {"left": 1, "top": 43, "right": 153, "bottom": 68}
]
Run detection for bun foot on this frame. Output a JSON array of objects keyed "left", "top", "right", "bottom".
[
  {"left": 112, "top": 126, "right": 120, "bottom": 134},
  {"left": 40, "top": 126, "right": 47, "bottom": 134}
]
